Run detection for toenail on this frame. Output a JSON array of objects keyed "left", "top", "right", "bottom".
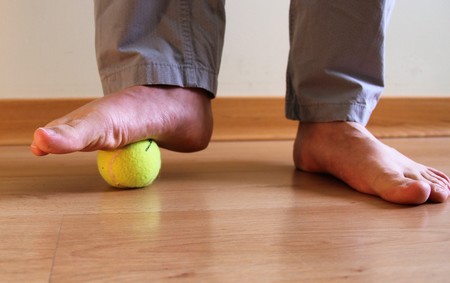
[{"left": 40, "top": 127, "right": 57, "bottom": 136}]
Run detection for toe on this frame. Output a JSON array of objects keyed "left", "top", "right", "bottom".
[
  {"left": 33, "top": 126, "right": 83, "bottom": 154},
  {"left": 32, "top": 128, "right": 53, "bottom": 155},
  {"left": 30, "top": 140, "right": 48, "bottom": 156},
  {"left": 420, "top": 170, "right": 450, "bottom": 203},
  {"left": 421, "top": 170, "right": 449, "bottom": 188},
  {"left": 428, "top": 168, "right": 450, "bottom": 186},
  {"left": 428, "top": 183, "right": 449, "bottom": 203},
  {"left": 380, "top": 180, "right": 431, "bottom": 205}
]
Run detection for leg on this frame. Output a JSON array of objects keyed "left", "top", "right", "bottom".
[
  {"left": 287, "top": 0, "right": 449, "bottom": 204},
  {"left": 31, "top": 0, "right": 226, "bottom": 155}
]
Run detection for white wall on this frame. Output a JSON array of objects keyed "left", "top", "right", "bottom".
[
  {"left": 0, "top": 1, "right": 99, "bottom": 98},
  {"left": 0, "top": 0, "right": 449, "bottom": 99},
  {"left": 385, "top": 0, "right": 450, "bottom": 96}
]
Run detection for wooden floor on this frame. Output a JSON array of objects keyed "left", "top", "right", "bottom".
[{"left": 1, "top": 138, "right": 450, "bottom": 282}]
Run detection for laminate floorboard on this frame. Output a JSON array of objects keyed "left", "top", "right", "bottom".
[{"left": 0, "top": 138, "right": 449, "bottom": 282}]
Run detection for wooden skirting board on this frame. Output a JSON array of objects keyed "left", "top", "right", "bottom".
[{"left": 1, "top": 97, "right": 449, "bottom": 145}]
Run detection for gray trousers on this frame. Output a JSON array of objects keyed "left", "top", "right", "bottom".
[{"left": 94, "top": 0, "right": 394, "bottom": 125}]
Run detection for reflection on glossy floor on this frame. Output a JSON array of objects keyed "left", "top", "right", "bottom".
[{"left": 1, "top": 138, "right": 449, "bottom": 282}]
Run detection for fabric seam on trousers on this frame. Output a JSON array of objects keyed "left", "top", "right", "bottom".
[
  {"left": 179, "top": 0, "right": 195, "bottom": 83},
  {"left": 99, "top": 62, "right": 216, "bottom": 81}
]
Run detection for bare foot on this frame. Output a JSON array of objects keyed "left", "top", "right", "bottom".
[
  {"left": 31, "top": 86, "right": 213, "bottom": 156},
  {"left": 294, "top": 122, "right": 450, "bottom": 205}
]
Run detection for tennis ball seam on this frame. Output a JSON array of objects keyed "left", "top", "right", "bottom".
[
  {"left": 145, "top": 140, "right": 152, "bottom": 151},
  {"left": 109, "top": 149, "right": 122, "bottom": 186}
]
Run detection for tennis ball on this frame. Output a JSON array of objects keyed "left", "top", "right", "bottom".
[{"left": 97, "top": 140, "right": 161, "bottom": 188}]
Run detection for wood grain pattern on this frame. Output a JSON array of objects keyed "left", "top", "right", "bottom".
[
  {"left": 0, "top": 138, "right": 450, "bottom": 282},
  {"left": 0, "top": 99, "right": 89, "bottom": 145},
  {"left": 0, "top": 97, "right": 449, "bottom": 145},
  {"left": 368, "top": 98, "right": 450, "bottom": 138}
]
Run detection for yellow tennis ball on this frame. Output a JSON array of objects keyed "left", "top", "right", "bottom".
[{"left": 97, "top": 140, "right": 161, "bottom": 188}]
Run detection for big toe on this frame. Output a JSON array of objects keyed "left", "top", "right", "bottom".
[
  {"left": 32, "top": 126, "right": 86, "bottom": 155},
  {"left": 380, "top": 180, "right": 432, "bottom": 205}
]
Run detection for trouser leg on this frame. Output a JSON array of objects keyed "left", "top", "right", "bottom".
[
  {"left": 286, "top": 0, "right": 395, "bottom": 125},
  {"left": 94, "top": 0, "right": 226, "bottom": 96}
]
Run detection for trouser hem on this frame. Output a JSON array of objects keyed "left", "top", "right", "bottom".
[
  {"left": 100, "top": 63, "right": 218, "bottom": 97},
  {"left": 285, "top": 102, "right": 375, "bottom": 126}
]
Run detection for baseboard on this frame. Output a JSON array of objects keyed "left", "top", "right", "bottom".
[{"left": 1, "top": 97, "right": 449, "bottom": 145}]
